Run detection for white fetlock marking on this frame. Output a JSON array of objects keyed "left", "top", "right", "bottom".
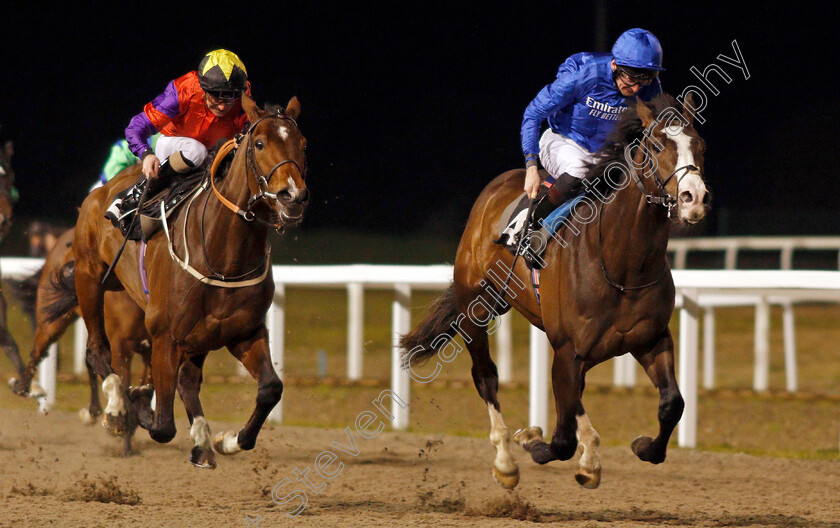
[
  {"left": 190, "top": 417, "right": 212, "bottom": 449},
  {"left": 29, "top": 381, "right": 46, "bottom": 399},
  {"left": 101, "top": 374, "right": 125, "bottom": 416},
  {"left": 78, "top": 408, "right": 94, "bottom": 425},
  {"left": 487, "top": 403, "right": 517, "bottom": 475},
  {"left": 215, "top": 430, "right": 241, "bottom": 454},
  {"left": 576, "top": 413, "right": 601, "bottom": 475}
]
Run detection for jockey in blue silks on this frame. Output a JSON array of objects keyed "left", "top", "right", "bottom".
[{"left": 506, "top": 28, "right": 665, "bottom": 268}]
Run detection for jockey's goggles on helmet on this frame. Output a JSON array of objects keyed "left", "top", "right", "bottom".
[
  {"left": 206, "top": 89, "right": 241, "bottom": 102},
  {"left": 616, "top": 66, "right": 657, "bottom": 86}
]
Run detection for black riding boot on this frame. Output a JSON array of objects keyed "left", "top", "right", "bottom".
[
  {"left": 521, "top": 173, "right": 583, "bottom": 269},
  {"left": 144, "top": 151, "right": 195, "bottom": 202}
]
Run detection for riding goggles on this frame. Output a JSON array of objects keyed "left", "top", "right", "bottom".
[
  {"left": 616, "top": 66, "right": 658, "bottom": 86},
  {"left": 206, "top": 89, "right": 242, "bottom": 102}
]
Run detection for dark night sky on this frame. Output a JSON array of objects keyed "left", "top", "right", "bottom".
[{"left": 1, "top": 2, "right": 838, "bottom": 236}]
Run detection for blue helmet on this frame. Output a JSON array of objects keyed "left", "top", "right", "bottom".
[{"left": 612, "top": 28, "right": 665, "bottom": 71}]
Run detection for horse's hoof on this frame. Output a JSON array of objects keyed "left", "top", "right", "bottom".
[
  {"left": 575, "top": 467, "right": 602, "bottom": 489},
  {"left": 631, "top": 435, "right": 665, "bottom": 464},
  {"left": 190, "top": 446, "right": 218, "bottom": 469},
  {"left": 492, "top": 465, "right": 520, "bottom": 489},
  {"left": 213, "top": 430, "right": 242, "bottom": 455},
  {"left": 513, "top": 426, "right": 543, "bottom": 450},
  {"left": 9, "top": 378, "right": 26, "bottom": 397},
  {"left": 102, "top": 413, "right": 128, "bottom": 437},
  {"left": 79, "top": 408, "right": 96, "bottom": 425}
]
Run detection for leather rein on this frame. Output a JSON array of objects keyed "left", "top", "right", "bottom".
[
  {"left": 209, "top": 111, "right": 304, "bottom": 235},
  {"left": 160, "top": 111, "right": 303, "bottom": 289}
]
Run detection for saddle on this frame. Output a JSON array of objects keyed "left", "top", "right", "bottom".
[
  {"left": 105, "top": 171, "right": 205, "bottom": 242},
  {"left": 495, "top": 189, "right": 588, "bottom": 268}
]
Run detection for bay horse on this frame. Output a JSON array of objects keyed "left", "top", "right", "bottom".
[
  {"left": 62, "top": 96, "right": 307, "bottom": 468},
  {"left": 8, "top": 227, "right": 152, "bottom": 456},
  {"left": 402, "top": 94, "right": 708, "bottom": 489}
]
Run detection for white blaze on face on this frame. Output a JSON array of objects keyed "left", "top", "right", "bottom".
[
  {"left": 286, "top": 176, "right": 300, "bottom": 199},
  {"left": 665, "top": 125, "right": 706, "bottom": 222},
  {"left": 277, "top": 124, "right": 290, "bottom": 140}
]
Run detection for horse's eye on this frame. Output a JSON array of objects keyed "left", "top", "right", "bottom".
[{"left": 255, "top": 140, "right": 265, "bottom": 150}]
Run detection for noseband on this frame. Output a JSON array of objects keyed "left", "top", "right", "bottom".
[
  {"left": 210, "top": 110, "right": 305, "bottom": 233},
  {"left": 244, "top": 113, "right": 305, "bottom": 211}
]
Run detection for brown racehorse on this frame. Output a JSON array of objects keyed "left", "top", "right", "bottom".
[
  {"left": 59, "top": 96, "right": 307, "bottom": 468},
  {"left": 8, "top": 227, "right": 152, "bottom": 456},
  {"left": 402, "top": 94, "right": 708, "bottom": 489}
]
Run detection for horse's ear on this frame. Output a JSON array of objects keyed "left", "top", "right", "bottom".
[
  {"left": 241, "top": 94, "right": 264, "bottom": 124},
  {"left": 635, "top": 97, "right": 654, "bottom": 128},
  {"left": 285, "top": 96, "right": 301, "bottom": 120},
  {"left": 681, "top": 93, "right": 696, "bottom": 125}
]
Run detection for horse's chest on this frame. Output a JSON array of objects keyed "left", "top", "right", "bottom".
[{"left": 169, "top": 297, "right": 269, "bottom": 350}]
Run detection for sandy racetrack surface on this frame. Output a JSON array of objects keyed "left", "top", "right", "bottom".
[{"left": 0, "top": 407, "right": 838, "bottom": 527}]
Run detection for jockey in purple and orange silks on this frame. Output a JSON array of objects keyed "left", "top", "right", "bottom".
[{"left": 124, "top": 49, "right": 251, "bottom": 196}]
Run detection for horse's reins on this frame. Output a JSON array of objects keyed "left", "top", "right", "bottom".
[
  {"left": 209, "top": 111, "right": 305, "bottom": 234},
  {"left": 160, "top": 111, "right": 304, "bottom": 288},
  {"left": 598, "top": 134, "right": 701, "bottom": 292}
]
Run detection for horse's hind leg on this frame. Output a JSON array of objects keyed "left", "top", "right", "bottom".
[
  {"left": 79, "top": 359, "right": 102, "bottom": 425},
  {"left": 631, "top": 329, "right": 684, "bottom": 464},
  {"left": 215, "top": 328, "right": 282, "bottom": 455},
  {"left": 177, "top": 354, "right": 216, "bottom": 469},
  {"left": 455, "top": 284, "right": 519, "bottom": 490}
]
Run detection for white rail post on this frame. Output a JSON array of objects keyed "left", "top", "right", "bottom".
[
  {"left": 267, "top": 284, "right": 285, "bottom": 423},
  {"left": 496, "top": 312, "right": 512, "bottom": 383},
  {"left": 782, "top": 300, "right": 798, "bottom": 392},
  {"left": 37, "top": 343, "right": 58, "bottom": 414},
  {"left": 74, "top": 319, "right": 88, "bottom": 376},
  {"left": 703, "top": 307, "right": 716, "bottom": 389},
  {"left": 753, "top": 296, "right": 770, "bottom": 392},
  {"left": 612, "top": 355, "right": 636, "bottom": 387},
  {"left": 347, "top": 282, "right": 364, "bottom": 381},
  {"left": 528, "top": 325, "right": 550, "bottom": 436},
  {"left": 675, "top": 247, "right": 688, "bottom": 270},
  {"left": 678, "top": 288, "right": 699, "bottom": 448},
  {"left": 391, "top": 284, "right": 411, "bottom": 430}
]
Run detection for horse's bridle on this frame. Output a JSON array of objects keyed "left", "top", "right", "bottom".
[
  {"left": 629, "top": 132, "right": 701, "bottom": 219},
  {"left": 244, "top": 112, "right": 305, "bottom": 211},
  {"left": 210, "top": 110, "right": 305, "bottom": 234},
  {"left": 598, "top": 131, "right": 702, "bottom": 292}
]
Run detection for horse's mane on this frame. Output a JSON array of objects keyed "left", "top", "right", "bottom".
[
  {"left": 584, "top": 93, "right": 680, "bottom": 198},
  {"left": 198, "top": 102, "right": 286, "bottom": 182}
]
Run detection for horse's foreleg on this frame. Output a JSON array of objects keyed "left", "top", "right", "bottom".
[
  {"left": 78, "top": 359, "right": 102, "bottom": 425},
  {"left": 515, "top": 343, "right": 580, "bottom": 464},
  {"left": 574, "top": 408, "right": 602, "bottom": 488},
  {"left": 9, "top": 315, "right": 69, "bottom": 399},
  {"left": 148, "top": 338, "right": 181, "bottom": 444},
  {"left": 177, "top": 354, "right": 216, "bottom": 469},
  {"left": 631, "top": 330, "right": 684, "bottom": 464},
  {"left": 215, "top": 328, "right": 281, "bottom": 455}
]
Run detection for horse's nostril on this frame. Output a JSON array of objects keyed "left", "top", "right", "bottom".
[{"left": 679, "top": 190, "right": 694, "bottom": 204}]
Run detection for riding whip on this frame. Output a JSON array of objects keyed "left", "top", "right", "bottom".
[{"left": 101, "top": 179, "right": 151, "bottom": 285}]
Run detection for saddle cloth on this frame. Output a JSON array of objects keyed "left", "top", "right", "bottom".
[
  {"left": 496, "top": 191, "right": 589, "bottom": 245},
  {"left": 105, "top": 171, "right": 205, "bottom": 242}
]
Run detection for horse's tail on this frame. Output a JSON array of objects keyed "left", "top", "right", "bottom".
[
  {"left": 4, "top": 266, "right": 43, "bottom": 323},
  {"left": 400, "top": 283, "right": 459, "bottom": 367},
  {"left": 43, "top": 261, "right": 79, "bottom": 324}
]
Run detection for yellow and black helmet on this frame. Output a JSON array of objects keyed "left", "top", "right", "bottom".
[{"left": 198, "top": 49, "right": 248, "bottom": 95}]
